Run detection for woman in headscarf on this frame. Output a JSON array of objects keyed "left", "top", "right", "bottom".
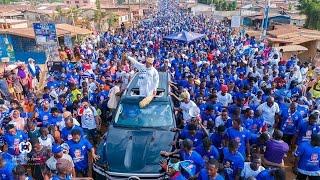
[{"left": 10, "top": 109, "right": 25, "bottom": 131}]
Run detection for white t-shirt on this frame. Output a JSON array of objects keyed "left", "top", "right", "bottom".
[
  {"left": 241, "top": 162, "right": 265, "bottom": 179},
  {"left": 257, "top": 102, "right": 280, "bottom": 126},
  {"left": 215, "top": 115, "right": 231, "bottom": 128},
  {"left": 217, "top": 91, "right": 233, "bottom": 107},
  {"left": 180, "top": 100, "right": 197, "bottom": 122},
  {"left": 56, "top": 118, "right": 80, "bottom": 131},
  {"left": 127, "top": 56, "right": 159, "bottom": 97},
  {"left": 81, "top": 106, "right": 97, "bottom": 130},
  {"left": 38, "top": 134, "right": 54, "bottom": 149},
  {"left": 46, "top": 154, "right": 74, "bottom": 172},
  {"left": 107, "top": 85, "right": 120, "bottom": 109}
]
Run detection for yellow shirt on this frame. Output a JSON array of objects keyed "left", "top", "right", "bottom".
[{"left": 71, "top": 89, "right": 82, "bottom": 102}]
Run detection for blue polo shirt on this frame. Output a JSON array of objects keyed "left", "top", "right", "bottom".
[
  {"left": 195, "top": 144, "right": 220, "bottom": 160},
  {"left": 225, "top": 127, "right": 250, "bottom": 157},
  {"left": 295, "top": 141, "right": 320, "bottom": 176},
  {"left": 67, "top": 138, "right": 93, "bottom": 171},
  {"left": 179, "top": 150, "right": 205, "bottom": 174},
  {"left": 222, "top": 147, "right": 245, "bottom": 180},
  {"left": 198, "top": 169, "right": 224, "bottom": 180}
]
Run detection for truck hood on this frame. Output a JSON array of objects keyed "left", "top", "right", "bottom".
[{"left": 97, "top": 126, "right": 175, "bottom": 174}]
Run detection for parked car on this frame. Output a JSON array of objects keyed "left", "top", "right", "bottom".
[{"left": 93, "top": 72, "right": 177, "bottom": 179}]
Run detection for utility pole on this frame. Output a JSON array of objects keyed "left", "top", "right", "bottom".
[
  {"left": 128, "top": 0, "right": 132, "bottom": 26},
  {"left": 261, "top": 0, "right": 270, "bottom": 38}
]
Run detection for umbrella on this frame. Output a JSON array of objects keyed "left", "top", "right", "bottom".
[{"left": 164, "top": 30, "right": 205, "bottom": 43}]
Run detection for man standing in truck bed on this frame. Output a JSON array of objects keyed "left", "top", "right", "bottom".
[{"left": 127, "top": 55, "right": 159, "bottom": 97}]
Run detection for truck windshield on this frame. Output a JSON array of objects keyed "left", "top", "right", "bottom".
[{"left": 114, "top": 101, "right": 174, "bottom": 128}]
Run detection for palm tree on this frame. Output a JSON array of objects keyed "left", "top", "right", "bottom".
[
  {"left": 94, "top": 0, "right": 108, "bottom": 31},
  {"left": 106, "top": 13, "right": 119, "bottom": 30},
  {"left": 66, "top": 7, "right": 80, "bottom": 26}
]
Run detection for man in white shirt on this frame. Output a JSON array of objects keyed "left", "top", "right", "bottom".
[
  {"left": 215, "top": 109, "right": 232, "bottom": 128},
  {"left": 127, "top": 55, "right": 159, "bottom": 97},
  {"left": 107, "top": 80, "right": 122, "bottom": 111},
  {"left": 46, "top": 144, "right": 75, "bottom": 177},
  {"left": 78, "top": 101, "right": 100, "bottom": 144},
  {"left": 217, "top": 84, "right": 233, "bottom": 107},
  {"left": 257, "top": 96, "right": 280, "bottom": 130},
  {"left": 241, "top": 155, "right": 265, "bottom": 179},
  {"left": 178, "top": 91, "right": 198, "bottom": 125}
]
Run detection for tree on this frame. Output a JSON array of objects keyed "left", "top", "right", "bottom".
[
  {"left": 106, "top": 13, "right": 119, "bottom": 30},
  {"left": 227, "top": 2, "right": 233, "bottom": 11},
  {"left": 221, "top": 0, "right": 228, "bottom": 10},
  {"left": 94, "top": 0, "right": 108, "bottom": 31},
  {"left": 298, "top": 0, "right": 320, "bottom": 30},
  {"left": 215, "top": 1, "right": 221, "bottom": 10},
  {"left": 231, "top": 0, "right": 237, "bottom": 10},
  {"left": 117, "top": 0, "right": 125, "bottom": 5}
]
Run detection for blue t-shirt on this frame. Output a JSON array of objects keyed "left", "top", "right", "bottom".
[
  {"left": 198, "top": 168, "right": 224, "bottom": 180},
  {"left": 51, "top": 175, "right": 72, "bottom": 180},
  {"left": 61, "top": 125, "right": 84, "bottom": 141},
  {"left": 296, "top": 122, "right": 320, "bottom": 145},
  {"left": 4, "top": 131, "right": 28, "bottom": 155},
  {"left": 225, "top": 127, "right": 250, "bottom": 157},
  {"left": 180, "top": 130, "right": 205, "bottom": 147},
  {"left": 222, "top": 148, "right": 244, "bottom": 180},
  {"left": 37, "top": 109, "right": 51, "bottom": 126},
  {"left": 67, "top": 138, "right": 93, "bottom": 171},
  {"left": 210, "top": 133, "right": 224, "bottom": 151},
  {"left": 256, "top": 169, "right": 274, "bottom": 180},
  {"left": 47, "top": 115, "right": 63, "bottom": 127},
  {"left": 200, "top": 112, "right": 216, "bottom": 124},
  {"left": 295, "top": 141, "right": 320, "bottom": 174},
  {"left": 242, "top": 118, "right": 264, "bottom": 134},
  {"left": 297, "top": 105, "right": 309, "bottom": 118},
  {"left": 0, "top": 161, "right": 15, "bottom": 180},
  {"left": 195, "top": 144, "right": 220, "bottom": 160},
  {"left": 179, "top": 150, "right": 205, "bottom": 174},
  {"left": 281, "top": 111, "right": 302, "bottom": 135}
]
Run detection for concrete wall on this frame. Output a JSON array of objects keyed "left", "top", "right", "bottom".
[
  {"left": 11, "top": 22, "right": 28, "bottom": 29},
  {"left": 298, "top": 40, "right": 319, "bottom": 62}
]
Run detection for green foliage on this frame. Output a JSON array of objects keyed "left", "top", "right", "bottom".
[
  {"left": 198, "top": 0, "right": 237, "bottom": 11},
  {"left": 299, "top": 0, "right": 320, "bottom": 30},
  {"left": 117, "top": 0, "right": 126, "bottom": 5}
]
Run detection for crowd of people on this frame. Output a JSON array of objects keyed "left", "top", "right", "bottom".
[{"left": 0, "top": 0, "right": 320, "bottom": 179}]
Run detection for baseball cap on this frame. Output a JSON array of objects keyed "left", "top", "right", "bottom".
[
  {"left": 221, "top": 84, "right": 228, "bottom": 93},
  {"left": 52, "top": 144, "right": 63, "bottom": 154}
]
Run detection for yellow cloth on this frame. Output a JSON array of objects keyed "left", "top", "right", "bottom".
[
  {"left": 139, "top": 95, "right": 154, "bottom": 108},
  {"left": 71, "top": 89, "right": 82, "bottom": 102},
  {"left": 311, "top": 80, "right": 320, "bottom": 99}
]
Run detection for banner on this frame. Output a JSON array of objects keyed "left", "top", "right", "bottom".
[
  {"left": 0, "top": 35, "right": 15, "bottom": 62},
  {"left": 231, "top": 16, "right": 241, "bottom": 28},
  {"left": 64, "top": 34, "right": 73, "bottom": 48},
  {"left": 33, "top": 23, "right": 57, "bottom": 45}
]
